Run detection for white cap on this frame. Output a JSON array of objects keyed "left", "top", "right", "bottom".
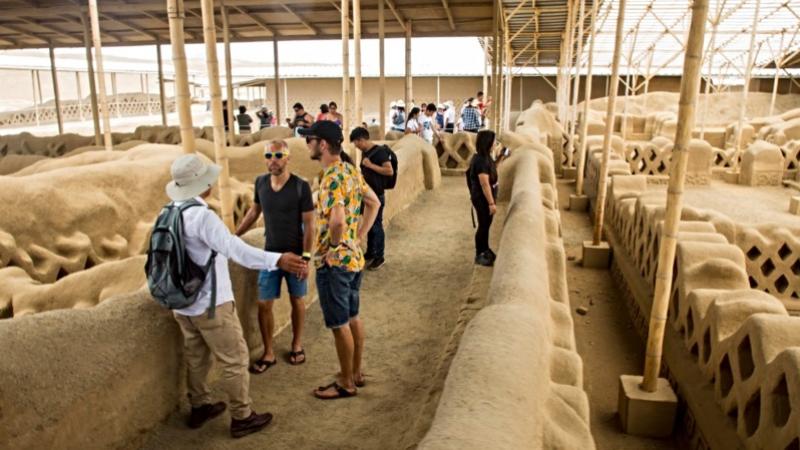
[
  {"left": 165, "top": 154, "right": 221, "bottom": 201},
  {"left": 396, "top": 100, "right": 405, "bottom": 108}
]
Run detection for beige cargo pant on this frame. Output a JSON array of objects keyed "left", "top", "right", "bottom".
[{"left": 173, "top": 302, "right": 252, "bottom": 420}]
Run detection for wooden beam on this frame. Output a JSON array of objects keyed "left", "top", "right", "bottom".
[
  {"left": 17, "top": 17, "right": 82, "bottom": 44},
  {"left": 0, "top": 22, "right": 49, "bottom": 44},
  {"left": 280, "top": 3, "right": 318, "bottom": 35},
  {"left": 328, "top": 1, "right": 354, "bottom": 27},
  {"left": 342, "top": 0, "right": 350, "bottom": 133},
  {"left": 378, "top": 0, "right": 385, "bottom": 139},
  {"left": 88, "top": 0, "right": 113, "bottom": 151},
  {"left": 440, "top": 0, "right": 455, "bottom": 31},
  {"left": 384, "top": 0, "right": 406, "bottom": 32},
  {"left": 231, "top": 5, "right": 276, "bottom": 36},
  {"left": 575, "top": 0, "right": 599, "bottom": 197},
  {"left": 167, "top": 0, "right": 195, "bottom": 153},
  {"left": 156, "top": 42, "right": 167, "bottom": 126},
  {"left": 80, "top": 12, "right": 101, "bottom": 145},
  {"left": 354, "top": 0, "right": 363, "bottom": 127},
  {"left": 221, "top": 2, "right": 236, "bottom": 145},
  {"left": 48, "top": 46, "right": 64, "bottom": 134},
  {"left": 273, "top": 39, "right": 281, "bottom": 125}
]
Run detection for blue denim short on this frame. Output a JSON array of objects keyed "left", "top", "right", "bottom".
[
  {"left": 258, "top": 269, "right": 308, "bottom": 300},
  {"left": 316, "top": 265, "right": 363, "bottom": 329}
]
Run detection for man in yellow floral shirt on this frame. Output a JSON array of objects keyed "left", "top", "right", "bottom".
[{"left": 300, "top": 121, "right": 380, "bottom": 400}]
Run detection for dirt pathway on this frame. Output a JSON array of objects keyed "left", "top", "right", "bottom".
[
  {"left": 139, "top": 177, "right": 475, "bottom": 450},
  {"left": 557, "top": 179, "right": 678, "bottom": 450}
]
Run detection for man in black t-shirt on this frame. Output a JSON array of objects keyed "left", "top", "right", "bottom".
[
  {"left": 236, "top": 139, "right": 315, "bottom": 372},
  {"left": 350, "top": 127, "right": 394, "bottom": 270}
]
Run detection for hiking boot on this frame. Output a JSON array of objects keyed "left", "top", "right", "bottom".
[
  {"left": 368, "top": 257, "right": 385, "bottom": 271},
  {"left": 188, "top": 402, "right": 226, "bottom": 429},
  {"left": 475, "top": 252, "right": 494, "bottom": 267},
  {"left": 230, "top": 411, "right": 273, "bottom": 438}
]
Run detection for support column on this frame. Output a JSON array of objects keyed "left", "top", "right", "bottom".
[
  {"left": 491, "top": 0, "right": 499, "bottom": 131},
  {"left": 157, "top": 43, "right": 167, "bottom": 126},
  {"left": 31, "top": 70, "right": 40, "bottom": 126},
  {"left": 621, "top": 25, "right": 640, "bottom": 142},
  {"left": 273, "top": 40, "right": 281, "bottom": 126},
  {"left": 200, "top": 0, "right": 235, "bottom": 230},
  {"left": 642, "top": 46, "right": 655, "bottom": 111},
  {"left": 497, "top": 19, "right": 505, "bottom": 130},
  {"left": 378, "top": 0, "right": 385, "bottom": 139},
  {"left": 48, "top": 47, "right": 64, "bottom": 134},
  {"left": 144, "top": 73, "right": 152, "bottom": 116},
  {"left": 566, "top": 0, "right": 587, "bottom": 170},
  {"left": 583, "top": 0, "right": 627, "bottom": 268},
  {"left": 221, "top": 2, "right": 236, "bottom": 145},
  {"left": 111, "top": 73, "right": 120, "bottom": 118},
  {"left": 733, "top": 0, "right": 762, "bottom": 167},
  {"left": 436, "top": 76, "right": 441, "bottom": 106},
  {"left": 168, "top": 0, "right": 195, "bottom": 153},
  {"left": 81, "top": 13, "right": 101, "bottom": 145},
  {"left": 87, "top": 0, "right": 113, "bottom": 151},
  {"left": 405, "top": 20, "right": 412, "bottom": 110},
  {"left": 769, "top": 31, "right": 786, "bottom": 117},
  {"left": 76, "top": 72, "right": 85, "bottom": 121},
  {"left": 341, "top": 0, "right": 350, "bottom": 133},
  {"left": 483, "top": 38, "right": 489, "bottom": 99},
  {"left": 353, "top": 0, "right": 362, "bottom": 127},
  {"left": 561, "top": 0, "right": 577, "bottom": 127},
  {"left": 572, "top": 0, "right": 599, "bottom": 207}
]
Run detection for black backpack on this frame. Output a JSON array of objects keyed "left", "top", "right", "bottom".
[
  {"left": 145, "top": 200, "right": 218, "bottom": 318},
  {"left": 382, "top": 145, "right": 399, "bottom": 190}
]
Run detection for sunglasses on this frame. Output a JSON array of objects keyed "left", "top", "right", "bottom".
[
  {"left": 264, "top": 152, "right": 287, "bottom": 160},
  {"left": 305, "top": 136, "right": 320, "bottom": 144}
]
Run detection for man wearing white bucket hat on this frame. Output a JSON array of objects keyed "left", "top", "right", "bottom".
[{"left": 164, "top": 154, "right": 306, "bottom": 438}]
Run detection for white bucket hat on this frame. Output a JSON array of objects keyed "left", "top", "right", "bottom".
[
  {"left": 396, "top": 99, "right": 405, "bottom": 108},
  {"left": 390, "top": 101, "right": 397, "bottom": 108},
  {"left": 165, "top": 154, "right": 222, "bottom": 201}
]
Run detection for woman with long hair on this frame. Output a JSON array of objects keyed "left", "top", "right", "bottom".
[
  {"left": 405, "top": 107, "right": 421, "bottom": 136},
  {"left": 467, "top": 130, "right": 503, "bottom": 266}
]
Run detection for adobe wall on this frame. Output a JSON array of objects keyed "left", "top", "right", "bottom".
[
  {"left": 0, "top": 134, "right": 440, "bottom": 450},
  {"left": 419, "top": 107, "right": 594, "bottom": 448}
]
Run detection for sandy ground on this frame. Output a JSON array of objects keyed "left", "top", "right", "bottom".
[
  {"left": 138, "top": 176, "right": 475, "bottom": 449},
  {"left": 557, "top": 179, "right": 679, "bottom": 450}
]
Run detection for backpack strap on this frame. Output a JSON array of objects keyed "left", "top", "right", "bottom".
[{"left": 206, "top": 251, "right": 217, "bottom": 319}]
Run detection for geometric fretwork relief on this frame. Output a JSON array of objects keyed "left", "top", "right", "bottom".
[
  {"left": 606, "top": 174, "right": 800, "bottom": 449},
  {"left": 625, "top": 141, "right": 672, "bottom": 175},
  {"left": 737, "top": 227, "right": 800, "bottom": 304},
  {"left": 780, "top": 140, "right": 800, "bottom": 176},
  {"left": 0, "top": 94, "right": 175, "bottom": 128},
  {"left": 435, "top": 132, "right": 476, "bottom": 169}
]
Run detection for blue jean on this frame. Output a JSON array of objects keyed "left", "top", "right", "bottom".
[
  {"left": 316, "top": 265, "right": 363, "bottom": 329},
  {"left": 366, "top": 194, "right": 385, "bottom": 259},
  {"left": 257, "top": 269, "right": 308, "bottom": 300}
]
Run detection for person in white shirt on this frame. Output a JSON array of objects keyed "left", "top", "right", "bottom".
[
  {"left": 405, "top": 107, "right": 421, "bottom": 136},
  {"left": 420, "top": 103, "right": 439, "bottom": 144},
  {"left": 443, "top": 100, "right": 456, "bottom": 133},
  {"left": 164, "top": 154, "right": 306, "bottom": 438}
]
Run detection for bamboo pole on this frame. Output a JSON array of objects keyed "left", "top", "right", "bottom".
[
  {"left": 342, "top": 0, "right": 350, "bottom": 133},
  {"left": 699, "top": 2, "right": 723, "bottom": 140},
  {"left": 483, "top": 38, "right": 489, "bottom": 100},
  {"left": 562, "top": 0, "right": 576, "bottom": 128},
  {"left": 642, "top": 46, "right": 654, "bottom": 111},
  {"left": 733, "top": 0, "right": 761, "bottom": 165},
  {"left": 200, "top": 0, "right": 235, "bottom": 230},
  {"left": 111, "top": 72, "right": 120, "bottom": 118},
  {"left": 491, "top": 0, "right": 499, "bottom": 131},
  {"left": 566, "top": 0, "right": 586, "bottom": 168},
  {"left": 436, "top": 76, "right": 441, "bottom": 107},
  {"left": 405, "top": 19, "right": 412, "bottom": 110},
  {"left": 641, "top": 0, "right": 709, "bottom": 393},
  {"left": 87, "top": 0, "right": 113, "bottom": 151},
  {"left": 76, "top": 71, "right": 85, "bottom": 121},
  {"left": 575, "top": 0, "right": 599, "bottom": 197},
  {"left": 497, "top": 18, "right": 505, "bottom": 131},
  {"left": 273, "top": 39, "right": 281, "bottom": 126},
  {"left": 353, "top": 0, "right": 362, "bottom": 128},
  {"left": 157, "top": 43, "right": 167, "bottom": 126},
  {"left": 221, "top": 3, "right": 236, "bottom": 145},
  {"left": 81, "top": 13, "right": 101, "bottom": 145},
  {"left": 167, "top": 0, "right": 195, "bottom": 153},
  {"left": 378, "top": 0, "right": 385, "bottom": 139},
  {"left": 591, "top": 0, "right": 627, "bottom": 245},
  {"left": 284, "top": 79, "right": 289, "bottom": 119},
  {"left": 144, "top": 73, "right": 152, "bottom": 116},
  {"left": 621, "top": 24, "right": 640, "bottom": 142},
  {"left": 30, "top": 70, "right": 39, "bottom": 127},
  {"left": 48, "top": 47, "right": 64, "bottom": 135},
  {"left": 769, "top": 31, "right": 786, "bottom": 117}
]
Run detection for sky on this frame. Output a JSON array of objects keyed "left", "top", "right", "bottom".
[{"left": 0, "top": 37, "right": 490, "bottom": 82}]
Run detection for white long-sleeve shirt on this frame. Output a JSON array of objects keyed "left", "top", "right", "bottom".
[{"left": 174, "top": 197, "right": 281, "bottom": 317}]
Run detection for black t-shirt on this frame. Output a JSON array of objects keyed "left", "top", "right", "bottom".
[
  {"left": 253, "top": 174, "right": 314, "bottom": 254},
  {"left": 360, "top": 145, "right": 391, "bottom": 196},
  {"left": 468, "top": 153, "right": 498, "bottom": 201}
]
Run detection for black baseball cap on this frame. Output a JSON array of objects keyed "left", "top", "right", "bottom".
[{"left": 298, "top": 120, "right": 343, "bottom": 144}]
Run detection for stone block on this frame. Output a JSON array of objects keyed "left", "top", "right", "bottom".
[
  {"left": 618, "top": 375, "right": 678, "bottom": 438},
  {"left": 568, "top": 194, "right": 589, "bottom": 212},
  {"left": 740, "top": 140, "right": 784, "bottom": 186},
  {"left": 789, "top": 196, "right": 800, "bottom": 215},
  {"left": 562, "top": 166, "right": 577, "bottom": 180},
  {"left": 582, "top": 240, "right": 611, "bottom": 269}
]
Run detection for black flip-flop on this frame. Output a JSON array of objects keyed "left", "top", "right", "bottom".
[
  {"left": 289, "top": 349, "right": 306, "bottom": 366},
  {"left": 314, "top": 382, "right": 357, "bottom": 400},
  {"left": 248, "top": 358, "right": 277, "bottom": 374}
]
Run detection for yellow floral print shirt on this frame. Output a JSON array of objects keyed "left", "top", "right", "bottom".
[{"left": 314, "top": 160, "right": 368, "bottom": 271}]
